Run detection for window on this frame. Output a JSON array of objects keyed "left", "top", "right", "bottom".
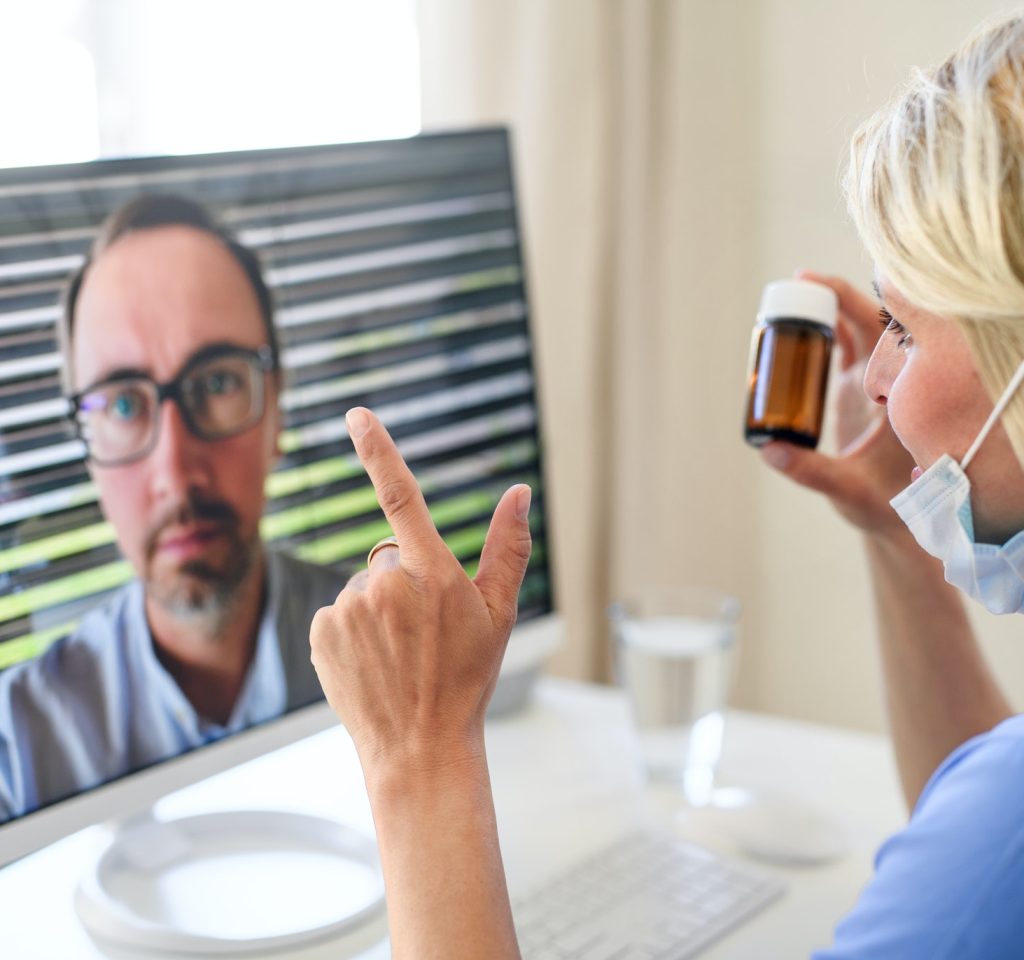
[
  {"left": 0, "top": 4, "right": 100, "bottom": 167},
  {"left": 0, "top": 0, "right": 421, "bottom": 169}
]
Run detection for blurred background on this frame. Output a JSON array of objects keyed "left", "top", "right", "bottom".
[{"left": 4, "top": 0, "right": 1022, "bottom": 734}]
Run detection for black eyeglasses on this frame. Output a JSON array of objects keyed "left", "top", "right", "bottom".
[{"left": 70, "top": 344, "right": 276, "bottom": 467}]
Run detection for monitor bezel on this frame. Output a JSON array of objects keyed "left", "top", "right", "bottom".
[
  {"left": 0, "top": 614, "right": 562, "bottom": 869},
  {"left": 0, "top": 698, "right": 336, "bottom": 869}
]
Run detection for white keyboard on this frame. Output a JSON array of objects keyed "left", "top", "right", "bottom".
[{"left": 512, "top": 831, "right": 785, "bottom": 960}]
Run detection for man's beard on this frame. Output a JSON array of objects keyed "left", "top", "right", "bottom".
[{"left": 142, "top": 492, "right": 258, "bottom": 623}]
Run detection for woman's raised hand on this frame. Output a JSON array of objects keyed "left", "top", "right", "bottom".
[
  {"left": 760, "top": 271, "right": 916, "bottom": 538},
  {"left": 310, "top": 407, "right": 533, "bottom": 781}
]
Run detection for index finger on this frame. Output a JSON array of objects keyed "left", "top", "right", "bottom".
[
  {"left": 797, "top": 270, "right": 882, "bottom": 339},
  {"left": 345, "top": 406, "right": 444, "bottom": 563}
]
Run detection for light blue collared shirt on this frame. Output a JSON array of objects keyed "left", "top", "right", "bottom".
[{"left": 0, "top": 550, "right": 344, "bottom": 822}]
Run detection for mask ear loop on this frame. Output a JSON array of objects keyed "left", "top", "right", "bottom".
[{"left": 962, "top": 359, "right": 1024, "bottom": 470}]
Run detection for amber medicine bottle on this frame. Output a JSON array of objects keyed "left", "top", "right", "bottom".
[{"left": 744, "top": 279, "right": 838, "bottom": 449}]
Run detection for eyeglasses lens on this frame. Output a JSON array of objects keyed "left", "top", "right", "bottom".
[
  {"left": 77, "top": 380, "right": 159, "bottom": 465},
  {"left": 181, "top": 354, "right": 262, "bottom": 438}
]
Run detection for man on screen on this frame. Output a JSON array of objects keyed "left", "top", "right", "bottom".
[{"left": 0, "top": 195, "right": 344, "bottom": 821}]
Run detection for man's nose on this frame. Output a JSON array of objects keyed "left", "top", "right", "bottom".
[
  {"left": 148, "top": 399, "right": 211, "bottom": 500},
  {"left": 862, "top": 337, "right": 899, "bottom": 407}
]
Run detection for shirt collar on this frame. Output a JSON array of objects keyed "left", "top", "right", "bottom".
[{"left": 125, "top": 551, "right": 287, "bottom": 740}]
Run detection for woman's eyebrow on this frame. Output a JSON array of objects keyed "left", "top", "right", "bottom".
[{"left": 871, "top": 280, "right": 883, "bottom": 301}]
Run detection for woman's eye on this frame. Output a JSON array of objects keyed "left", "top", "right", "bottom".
[{"left": 878, "top": 307, "right": 912, "bottom": 347}]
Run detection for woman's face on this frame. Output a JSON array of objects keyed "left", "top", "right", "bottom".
[{"left": 863, "top": 277, "right": 1024, "bottom": 544}]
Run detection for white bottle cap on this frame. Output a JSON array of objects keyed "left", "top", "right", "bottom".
[{"left": 758, "top": 279, "right": 838, "bottom": 327}]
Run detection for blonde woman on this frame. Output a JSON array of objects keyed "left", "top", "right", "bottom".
[{"left": 311, "top": 14, "right": 1024, "bottom": 958}]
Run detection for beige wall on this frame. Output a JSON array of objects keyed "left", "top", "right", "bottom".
[
  {"left": 420, "top": 0, "right": 1024, "bottom": 733},
  {"left": 746, "top": 0, "right": 1024, "bottom": 732},
  {"left": 419, "top": 0, "right": 764, "bottom": 685}
]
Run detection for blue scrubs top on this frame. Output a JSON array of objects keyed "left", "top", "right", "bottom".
[{"left": 815, "top": 714, "right": 1024, "bottom": 958}]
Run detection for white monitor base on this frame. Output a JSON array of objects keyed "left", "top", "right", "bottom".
[{"left": 74, "top": 809, "right": 385, "bottom": 954}]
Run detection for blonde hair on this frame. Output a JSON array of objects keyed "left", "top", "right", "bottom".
[{"left": 845, "top": 12, "right": 1024, "bottom": 464}]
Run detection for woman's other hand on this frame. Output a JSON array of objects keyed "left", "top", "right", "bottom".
[
  {"left": 309, "top": 407, "right": 533, "bottom": 783},
  {"left": 760, "top": 270, "right": 916, "bottom": 540},
  {"left": 311, "top": 408, "right": 529, "bottom": 959}
]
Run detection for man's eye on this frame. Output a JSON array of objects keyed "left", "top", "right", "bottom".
[
  {"left": 110, "top": 389, "right": 145, "bottom": 420},
  {"left": 201, "top": 369, "right": 243, "bottom": 395}
]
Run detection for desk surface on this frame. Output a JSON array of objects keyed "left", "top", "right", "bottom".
[{"left": 0, "top": 678, "right": 906, "bottom": 959}]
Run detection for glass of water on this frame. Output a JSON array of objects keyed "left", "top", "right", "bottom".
[{"left": 610, "top": 586, "right": 740, "bottom": 806}]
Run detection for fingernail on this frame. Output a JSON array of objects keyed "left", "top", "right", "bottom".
[
  {"left": 346, "top": 407, "right": 370, "bottom": 440},
  {"left": 516, "top": 485, "right": 532, "bottom": 521},
  {"left": 761, "top": 445, "right": 791, "bottom": 471}
]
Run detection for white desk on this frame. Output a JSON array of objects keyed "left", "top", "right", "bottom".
[{"left": 0, "top": 678, "right": 906, "bottom": 959}]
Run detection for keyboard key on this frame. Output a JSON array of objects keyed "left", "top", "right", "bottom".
[
  {"left": 523, "top": 940, "right": 559, "bottom": 958},
  {"left": 553, "top": 926, "right": 603, "bottom": 954},
  {"left": 616, "top": 949, "right": 657, "bottom": 960},
  {"left": 582, "top": 940, "right": 620, "bottom": 957}
]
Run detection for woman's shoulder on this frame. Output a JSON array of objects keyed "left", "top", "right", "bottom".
[
  {"left": 918, "top": 713, "right": 1024, "bottom": 811},
  {"left": 817, "top": 717, "right": 1024, "bottom": 959},
  {"left": 905, "top": 714, "right": 1024, "bottom": 871}
]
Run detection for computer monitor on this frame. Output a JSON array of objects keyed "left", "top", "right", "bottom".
[{"left": 0, "top": 130, "right": 556, "bottom": 876}]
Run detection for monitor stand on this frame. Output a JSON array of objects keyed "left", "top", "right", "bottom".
[{"left": 74, "top": 807, "right": 386, "bottom": 954}]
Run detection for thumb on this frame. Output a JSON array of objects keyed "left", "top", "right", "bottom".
[
  {"left": 760, "top": 442, "right": 856, "bottom": 500},
  {"left": 473, "top": 484, "right": 532, "bottom": 627}
]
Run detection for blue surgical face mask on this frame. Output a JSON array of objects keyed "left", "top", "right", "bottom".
[{"left": 889, "top": 359, "right": 1024, "bottom": 615}]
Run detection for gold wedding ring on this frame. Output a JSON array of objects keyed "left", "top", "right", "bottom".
[{"left": 366, "top": 535, "right": 400, "bottom": 567}]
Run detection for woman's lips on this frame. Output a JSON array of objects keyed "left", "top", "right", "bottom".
[{"left": 911, "top": 466, "right": 923, "bottom": 483}]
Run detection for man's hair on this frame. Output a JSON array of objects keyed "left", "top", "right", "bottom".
[
  {"left": 60, "top": 193, "right": 280, "bottom": 392},
  {"left": 844, "top": 13, "right": 1024, "bottom": 466}
]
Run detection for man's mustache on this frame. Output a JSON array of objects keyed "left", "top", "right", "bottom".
[{"left": 144, "top": 494, "right": 241, "bottom": 560}]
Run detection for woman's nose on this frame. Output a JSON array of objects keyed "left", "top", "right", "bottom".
[{"left": 862, "top": 337, "right": 898, "bottom": 407}]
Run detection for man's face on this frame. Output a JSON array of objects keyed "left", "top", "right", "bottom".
[{"left": 72, "top": 225, "right": 280, "bottom": 616}]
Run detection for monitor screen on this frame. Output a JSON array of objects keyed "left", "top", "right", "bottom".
[{"left": 0, "top": 130, "right": 553, "bottom": 825}]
